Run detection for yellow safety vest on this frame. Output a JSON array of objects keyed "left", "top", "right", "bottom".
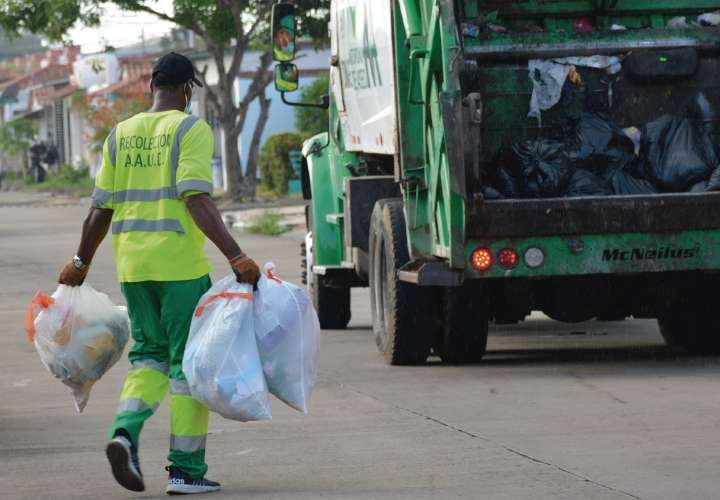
[{"left": 91, "top": 110, "right": 215, "bottom": 283}]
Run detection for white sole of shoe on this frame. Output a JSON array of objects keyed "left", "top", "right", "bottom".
[
  {"left": 105, "top": 439, "right": 145, "bottom": 492},
  {"left": 166, "top": 483, "right": 221, "bottom": 495}
]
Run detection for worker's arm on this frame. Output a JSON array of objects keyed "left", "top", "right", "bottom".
[
  {"left": 58, "top": 207, "right": 113, "bottom": 286},
  {"left": 185, "top": 193, "right": 260, "bottom": 284}
]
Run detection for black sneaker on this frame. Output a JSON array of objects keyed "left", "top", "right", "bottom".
[
  {"left": 166, "top": 466, "right": 221, "bottom": 495},
  {"left": 105, "top": 435, "right": 145, "bottom": 492}
]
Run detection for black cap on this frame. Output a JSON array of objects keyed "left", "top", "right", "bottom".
[{"left": 152, "top": 52, "right": 203, "bottom": 87}]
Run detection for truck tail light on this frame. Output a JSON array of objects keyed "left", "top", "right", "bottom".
[
  {"left": 524, "top": 247, "right": 545, "bottom": 268},
  {"left": 471, "top": 247, "right": 493, "bottom": 272},
  {"left": 498, "top": 248, "right": 519, "bottom": 269}
]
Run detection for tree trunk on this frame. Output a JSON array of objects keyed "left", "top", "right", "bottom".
[
  {"left": 244, "top": 91, "right": 272, "bottom": 199},
  {"left": 22, "top": 154, "right": 29, "bottom": 178},
  {"left": 221, "top": 119, "right": 241, "bottom": 196}
]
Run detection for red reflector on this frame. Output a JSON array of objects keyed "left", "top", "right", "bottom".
[
  {"left": 497, "top": 248, "right": 519, "bottom": 269},
  {"left": 471, "top": 247, "right": 493, "bottom": 271}
]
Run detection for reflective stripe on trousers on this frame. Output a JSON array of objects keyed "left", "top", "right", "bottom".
[
  {"left": 115, "top": 360, "right": 169, "bottom": 417},
  {"left": 170, "top": 379, "right": 209, "bottom": 454}
]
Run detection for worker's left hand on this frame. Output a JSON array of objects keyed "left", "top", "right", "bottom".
[
  {"left": 230, "top": 254, "right": 261, "bottom": 285},
  {"left": 58, "top": 261, "right": 88, "bottom": 287}
]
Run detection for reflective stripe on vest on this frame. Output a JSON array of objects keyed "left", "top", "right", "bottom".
[
  {"left": 170, "top": 115, "right": 199, "bottom": 188},
  {"left": 108, "top": 127, "right": 117, "bottom": 167},
  {"left": 112, "top": 219, "right": 185, "bottom": 234},
  {"left": 91, "top": 187, "right": 112, "bottom": 208},
  {"left": 113, "top": 186, "right": 177, "bottom": 203},
  {"left": 176, "top": 179, "right": 213, "bottom": 197}
]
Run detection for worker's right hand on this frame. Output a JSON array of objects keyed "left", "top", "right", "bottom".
[
  {"left": 58, "top": 261, "right": 88, "bottom": 287},
  {"left": 230, "top": 253, "right": 261, "bottom": 285}
]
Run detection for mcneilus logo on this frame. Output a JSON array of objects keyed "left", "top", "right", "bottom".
[{"left": 602, "top": 247, "right": 700, "bottom": 262}]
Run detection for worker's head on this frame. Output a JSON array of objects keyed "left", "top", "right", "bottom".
[{"left": 150, "top": 52, "right": 203, "bottom": 112}]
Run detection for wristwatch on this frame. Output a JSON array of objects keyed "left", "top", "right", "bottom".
[{"left": 72, "top": 255, "right": 89, "bottom": 271}]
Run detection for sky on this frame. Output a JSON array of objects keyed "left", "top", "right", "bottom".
[{"left": 68, "top": 1, "right": 176, "bottom": 54}]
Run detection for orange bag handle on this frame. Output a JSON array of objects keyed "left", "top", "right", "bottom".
[
  {"left": 25, "top": 292, "right": 55, "bottom": 342},
  {"left": 266, "top": 268, "right": 282, "bottom": 284},
  {"left": 194, "top": 291, "right": 253, "bottom": 317}
]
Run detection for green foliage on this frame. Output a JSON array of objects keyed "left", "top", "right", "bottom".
[
  {"left": 28, "top": 164, "right": 94, "bottom": 196},
  {"left": 0, "top": 119, "right": 36, "bottom": 158},
  {"left": 259, "top": 133, "right": 303, "bottom": 196},
  {"left": 294, "top": 73, "right": 329, "bottom": 138},
  {"left": 0, "top": 0, "right": 330, "bottom": 46},
  {"left": 0, "top": 1, "right": 101, "bottom": 42},
  {"left": 247, "top": 211, "right": 290, "bottom": 237}
]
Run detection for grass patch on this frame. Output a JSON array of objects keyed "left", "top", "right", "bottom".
[
  {"left": 24, "top": 165, "right": 94, "bottom": 197},
  {"left": 35, "top": 165, "right": 94, "bottom": 196},
  {"left": 255, "top": 184, "right": 280, "bottom": 201},
  {"left": 247, "top": 211, "right": 290, "bottom": 236}
]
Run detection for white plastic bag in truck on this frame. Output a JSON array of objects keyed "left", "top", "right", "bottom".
[
  {"left": 25, "top": 283, "right": 130, "bottom": 412},
  {"left": 183, "top": 275, "right": 271, "bottom": 422},
  {"left": 254, "top": 263, "right": 320, "bottom": 413}
]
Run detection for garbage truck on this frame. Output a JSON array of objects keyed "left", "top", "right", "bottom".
[{"left": 271, "top": 1, "right": 720, "bottom": 365}]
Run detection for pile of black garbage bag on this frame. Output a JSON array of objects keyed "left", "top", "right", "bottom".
[{"left": 484, "top": 109, "right": 720, "bottom": 200}]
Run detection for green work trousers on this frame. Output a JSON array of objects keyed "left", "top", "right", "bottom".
[{"left": 109, "top": 275, "right": 212, "bottom": 479}]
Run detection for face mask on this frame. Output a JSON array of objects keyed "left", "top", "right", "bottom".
[{"left": 184, "top": 84, "right": 192, "bottom": 114}]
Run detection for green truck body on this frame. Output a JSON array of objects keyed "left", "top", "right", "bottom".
[{"left": 274, "top": 1, "right": 720, "bottom": 364}]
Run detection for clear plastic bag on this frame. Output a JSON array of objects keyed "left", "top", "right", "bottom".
[
  {"left": 183, "top": 275, "right": 271, "bottom": 422},
  {"left": 254, "top": 263, "right": 320, "bottom": 414},
  {"left": 25, "top": 284, "right": 130, "bottom": 412}
]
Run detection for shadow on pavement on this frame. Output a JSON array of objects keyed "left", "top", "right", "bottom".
[{"left": 427, "top": 345, "right": 720, "bottom": 368}]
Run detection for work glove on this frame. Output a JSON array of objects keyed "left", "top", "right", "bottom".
[
  {"left": 58, "top": 260, "right": 88, "bottom": 287},
  {"left": 230, "top": 253, "right": 261, "bottom": 285}
]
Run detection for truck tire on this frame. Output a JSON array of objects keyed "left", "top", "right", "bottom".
[
  {"left": 302, "top": 238, "right": 351, "bottom": 330},
  {"left": 312, "top": 281, "right": 351, "bottom": 330},
  {"left": 434, "top": 285, "right": 489, "bottom": 364},
  {"left": 658, "top": 306, "right": 720, "bottom": 354},
  {"left": 369, "top": 199, "right": 435, "bottom": 365}
]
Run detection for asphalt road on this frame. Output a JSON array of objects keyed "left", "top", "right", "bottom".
[{"left": 2, "top": 198, "right": 720, "bottom": 500}]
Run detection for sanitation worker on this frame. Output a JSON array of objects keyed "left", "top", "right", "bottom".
[{"left": 57, "top": 52, "right": 260, "bottom": 495}]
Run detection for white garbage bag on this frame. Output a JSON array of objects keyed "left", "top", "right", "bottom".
[
  {"left": 254, "top": 263, "right": 320, "bottom": 414},
  {"left": 183, "top": 275, "right": 271, "bottom": 422},
  {"left": 25, "top": 283, "right": 130, "bottom": 412}
]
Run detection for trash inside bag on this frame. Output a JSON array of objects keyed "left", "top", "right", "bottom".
[
  {"left": 527, "top": 56, "right": 622, "bottom": 123},
  {"left": 699, "top": 11, "right": 720, "bottom": 27},
  {"left": 26, "top": 284, "right": 129, "bottom": 412},
  {"left": 254, "top": 264, "right": 320, "bottom": 414},
  {"left": 565, "top": 169, "right": 612, "bottom": 197},
  {"left": 609, "top": 170, "right": 657, "bottom": 196},
  {"left": 183, "top": 275, "right": 271, "bottom": 422},
  {"left": 641, "top": 114, "right": 719, "bottom": 192},
  {"left": 706, "top": 164, "right": 720, "bottom": 191},
  {"left": 512, "top": 140, "right": 570, "bottom": 198},
  {"left": 569, "top": 113, "right": 636, "bottom": 175},
  {"left": 484, "top": 151, "right": 520, "bottom": 198},
  {"left": 623, "top": 127, "right": 642, "bottom": 155}
]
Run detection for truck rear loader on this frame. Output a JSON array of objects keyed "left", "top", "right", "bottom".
[{"left": 271, "top": 1, "right": 720, "bottom": 365}]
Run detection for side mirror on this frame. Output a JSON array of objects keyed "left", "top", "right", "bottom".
[
  {"left": 274, "top": 63, "right": 299, "bottom": 92},
  {"left": 272, "top": 3, "right": 297, "bottom": 62}
]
